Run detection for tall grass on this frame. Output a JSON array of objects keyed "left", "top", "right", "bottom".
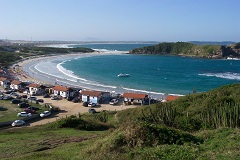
[
  {"left": 200, "top": 102, "right": 240, "bottom": 129},
  {"left": 141, "top": 103, "right": 177, "bottom": 127}
]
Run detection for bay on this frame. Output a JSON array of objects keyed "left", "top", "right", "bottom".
[{"left": 60, "top": 43, "right": 240, "bottom": 95}]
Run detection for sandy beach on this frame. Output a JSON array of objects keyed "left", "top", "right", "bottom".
[{"left": 10, "top": 52, "right": 138, "bottom": 126}]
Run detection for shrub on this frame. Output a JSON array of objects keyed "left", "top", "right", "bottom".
[
  {"left": 46, "top": 115, "right": 110, "bottom": 131},
  {"left": 122, "top": 121, "right": 203, "bottom": 147}
]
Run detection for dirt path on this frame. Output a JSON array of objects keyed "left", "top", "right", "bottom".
[{"left": 29, "top": 96, "right": 137, "bottom": 126}]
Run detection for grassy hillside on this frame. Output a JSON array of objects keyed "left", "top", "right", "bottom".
[
  {"left": 117, "top": 84, "right": 240, "bottom": 131},
  {"left": 0, "top": 84, "right": 240, "bottom": 159},
  {"left": 130, "top": 42, "right": 240, "bottom": 58},
  {"left": 0, "top": 46, "right": 94, "bottom": 67}
]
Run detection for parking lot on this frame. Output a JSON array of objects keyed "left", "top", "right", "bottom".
[{"left": 0, "top": 90, "right": 137, "bottom": 127}]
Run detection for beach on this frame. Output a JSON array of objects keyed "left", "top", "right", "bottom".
[{"left": 11, "top": 52, "right": 138, "bottom": 126}]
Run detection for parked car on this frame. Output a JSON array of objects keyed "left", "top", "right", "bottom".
[
  {"left": 40, "top": 111, "right": 51, "bottom": 117},
  {"left": 11, "top": 120, "right": 26, "bottom": 127},
  {"left": 37, "top": 99, "right": 44, "bottom": 103},
  {"left": 17, "top": 111, "right": 32, "bottom": 117},
  {"left": 22, "top": 95, "right": 28, "bottom": 98},
  {"left": 3, "top": 90, "right": 12, "bottom": 94},
  {"left": 43, "top": 93, "right": 50, "bottom": 98},
  {"left": 10, "top": 89, "right": 18, "bottom": 92},
  {"left": 51, "top": 95, "right": 59, "bottom": 100},
  {"left": 11, "top": 99, "right": 22, "bottom": 104},
  {"left": 49, "top": 106, "right": 60, "bottom": 112},
  {"left": 88, "top": 102, "right": 96, "bottom": 107},
  {"left": 15, "top": 95, "right": 22, "bottom": 99},
  {"left": 28, "top": 96, "right": 37, "bottom": 101},
  {"left": 10, "top": 92, "right": 19, "bottom": 97},
  {"left": 88, "top": 108, "right": 96, "bottom": 113},
  {"left": 3, "top": 95, "right": 13, "bottom": 100},
  {"left": 66, "top": 96, "right": 74, "bottom": 101},
  {"left": 109, "top": 98, "right": 119, "bottom": 105},
  {"left": 23, "top": 90, "right": 29, "bottom": 94},
  {"left": 24, "top": 108, "right": 36, "bottom": 114},
  {"left": 82, "top": 101, "right": 89, "bottom": 107},
  {"left": 18, "top": 102, "right": 30, "bottom": 108},
  {"left": 72, "top": 97, "right": 80, "bottom": 103},
  {"left": 27, "top": 106, "right": 40, "bottom": 111}
]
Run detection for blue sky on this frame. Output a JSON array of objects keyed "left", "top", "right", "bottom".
[{"left": 0, "top": 0, "right": 240, "bottom": 42}]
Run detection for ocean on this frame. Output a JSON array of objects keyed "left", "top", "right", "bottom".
[{"left": 26, "top": 43, "right": 240, "bottom": 98}]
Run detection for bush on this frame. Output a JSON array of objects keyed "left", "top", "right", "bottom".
[
  {"left": 175, "top": 116, "right": 203, "bottom": 132},
  {"left": 47, "top": 115, "right": 110, "bottom": 131},
  {"left": 121, "top": 121, "right": 203, "bottom": 147}
]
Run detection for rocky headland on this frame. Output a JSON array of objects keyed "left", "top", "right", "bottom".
[{"left": 130, "top": 42, "right": 240, "bottom": 59}]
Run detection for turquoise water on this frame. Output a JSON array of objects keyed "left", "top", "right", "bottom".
[
  {"left": 59, "top": 43, "right": 240, "bottom": 95},
  {"left": 68, "top": 43, "right": 156, "bottom": 51}
]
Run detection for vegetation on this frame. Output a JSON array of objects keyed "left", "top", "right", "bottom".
[
  {"left": 1, "top": 84, "right": 240, "bottom": 159},
  {"left": 0, "top": 51, "right": 22, "bottom": 67},
  {"left": 46, "top": 115, "right": 112, "bottom": 131},
  {"left": 130, "top": 42, "right": 240, "bottom": 58},
  {"left": 0, "top": 99, "right": 48, "bottom": 122},
  {"left": 0, "top": 45, "right": 94, "bottom": 67},
  {"left": 117, "top": 84, "right": 240, "bottom": 131}
]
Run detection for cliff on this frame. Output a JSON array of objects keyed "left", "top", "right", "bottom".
[{"left": 130, "top": 42, "right": 240, "bottom": 59}]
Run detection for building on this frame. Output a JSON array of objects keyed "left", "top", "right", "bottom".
[
  {"left": 123, "top": 92, "right": 148, "bottom": 105},
  {"left": 0, "top": 77, "right": 10, "bottom": 89},
  {"left": 81, "top": 90, "right": 110, "bottom": 104},
  {"left": 28, "top": 83, "right": 46, "bottom": 95},
  {"left": 165, "top": 95, "right": 180, "bottom": 101},
  {"left": 10, "top": 80, "right": 24, "bottom": 90},
  {"left": 53, "top": 85, "right": 76, "bottom": 98}
]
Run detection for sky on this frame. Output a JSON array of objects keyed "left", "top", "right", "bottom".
[{"left": 0, "top": 0, "right": 240, "bottom": 42}]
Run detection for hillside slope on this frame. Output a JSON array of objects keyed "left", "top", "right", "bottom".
[
  {"left": 130, "top": 42, "right": 240, "bottom": 59},
  {"left": 0, "top": 84, "right": 240, "bottom": 160}
]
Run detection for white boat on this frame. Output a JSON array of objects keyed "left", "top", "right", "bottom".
[
  {"left": 227, "top": 57, "right": 239, "bottom": 60},
  {"left": 118, "top": 73, "right": 129, "bottom": 77}
]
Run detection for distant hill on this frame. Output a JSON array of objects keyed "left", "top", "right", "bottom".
[
  {"left": 189, "top": 41, "right": 235, "bottom": 46},
  {"left": 130, "top": 42, "right": 240, "bottom": 59}
]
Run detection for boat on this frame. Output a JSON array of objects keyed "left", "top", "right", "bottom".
[
  {"left": 117, "top": 73, "right": 129, "bottom": 77},
  {"left": 227, "top": 57, "right": 239, "bottom": 60}
]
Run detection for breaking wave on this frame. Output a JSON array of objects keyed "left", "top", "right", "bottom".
[{"left": 199, "top": 72, "right": 240, "bottom": 81}]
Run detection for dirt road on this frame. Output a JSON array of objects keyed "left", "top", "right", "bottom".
[{"left": 29, "top": 96, "right": 137, "bottom": 126}]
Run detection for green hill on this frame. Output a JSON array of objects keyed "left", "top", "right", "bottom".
[
  {"left": 0, "top": 84, "right": 240, "bottom": 159},
  {"left": 0, "top": 46, "right": 94, "bottom": 67},
  {"left": 130, "top": 42, "right": 240, "bottom": 59}
]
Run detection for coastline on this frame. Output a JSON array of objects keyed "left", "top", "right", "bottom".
[
  {"left": 12, "top": 51, "right": 127, "bottom": 88},
  {"left": 8, "top": 51, "right": 142, "bottom": 126},
  {"left": 11, "top": 51, "right": 189, "bottom": 99}
]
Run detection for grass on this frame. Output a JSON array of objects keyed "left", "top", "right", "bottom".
[
  {"left": 0, "top": 99, "right": 48, "bottom": 122},
  {"left": 0, "top": 84, "right": 240, "bottom": 159},
  {"left": 0, "top": 126, "right": 106, "bottom": 160},
  {"left": 196, "top": 128, "right": 240, "bottom": 160},
  {"left": 0, "top": 114, "right": 239, "bottom": 160}
]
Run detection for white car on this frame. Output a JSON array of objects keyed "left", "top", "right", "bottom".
[
  {"left": 10, "top": 92, "right": 19, "bottom": 97},
  {"left": 17, "top": 111, "right": 32, "bottom": 117},
  {"left": 28, "top": 97, "right": 37, "bottom": 101},
  {"left": 12, "top": 120, "right": 26, "bottom": 126},
  {"left": 88, "top": 102, "right": 96, "bottom": 107},
  {"left": 3, "top": 95, "right": 12, "bottom": 100},
  {"left": 40, "top": 111, "right": 51, "bottom": 117},
  {"left": 109, "top": 99, "right": 119, "bottom": 105},
  {"left": 51, "top": 95, "right": 59, "bottom": 100}
]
